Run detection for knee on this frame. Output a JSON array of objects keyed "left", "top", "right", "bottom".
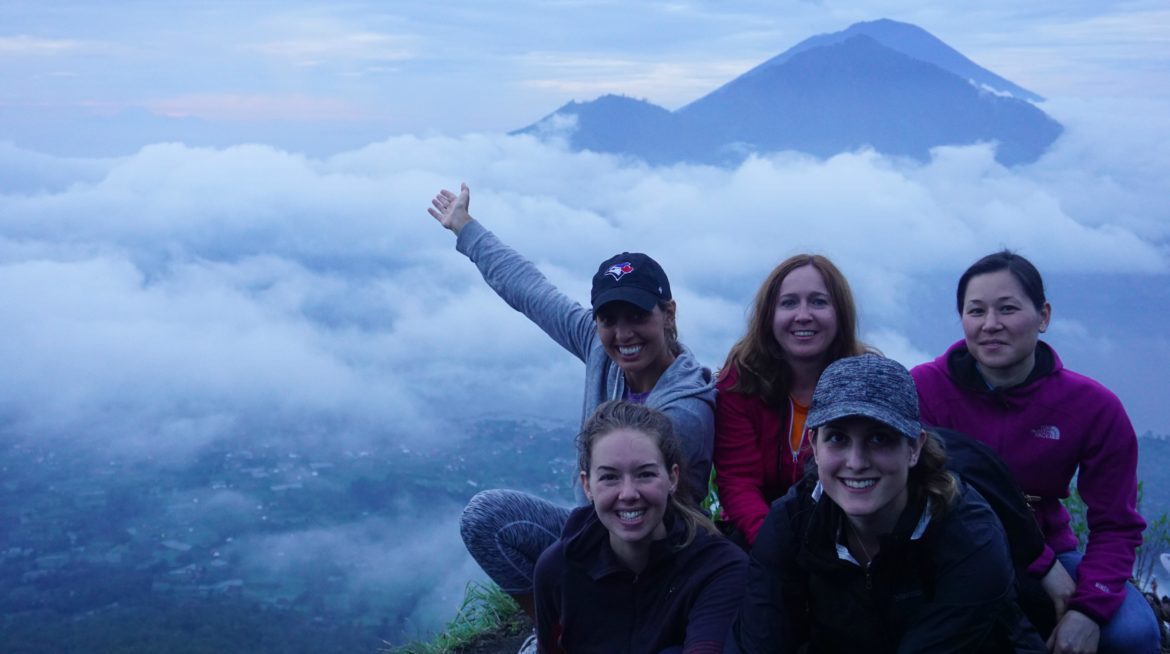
[
  {"left": 460, "top": 489, "right": 508, "bottom": 542},
  {"left": 1101, "top": 591, "right": 1162, "bottom": 654}
]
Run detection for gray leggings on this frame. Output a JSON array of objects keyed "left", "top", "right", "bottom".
[{"left": 460, "top": 489, "right": 571, "bottom": 594}]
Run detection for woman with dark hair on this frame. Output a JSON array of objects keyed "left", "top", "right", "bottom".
[
  {"left": 715, "top": 254, "right": 869, "bottom": 546},
  {"left": 426, "top": 184, "right": 716, "bottom": 649},
  {"left": 535, "top": 401, "right": 746, "bottom": 654},
  {"left": 731, "top": 354, "right": 1046, "bottom": 653},
  {"left": 912, "top": 250, "right": 1160, "bottom": 654}
]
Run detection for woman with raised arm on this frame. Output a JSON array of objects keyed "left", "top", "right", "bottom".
[
  {"left": 731, "top": 354, "right": 1047, "bottom": 654},
  {"left": 535, "top": 401, "right": 746, "bottom": 654},
  {"left": 911, "top": 251, "right": 1160, "bottom": 654},
  {"left": 714, "top": 254, "right": 868, "bottom": 547},
  {"left": 427, "top": 184, "right": 716, "bottom": 645}
]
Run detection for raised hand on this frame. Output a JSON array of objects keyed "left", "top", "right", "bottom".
[{"left": 427, "top": 182, "right": 473, "bottom": 235}]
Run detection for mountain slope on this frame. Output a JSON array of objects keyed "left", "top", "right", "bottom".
[
  {"left": 514, "top": 19, "right": 1062, "bottom": 166},
  {"left": 722, "top": 18, "right": 1042, "bottom": 102},
  {"left": 677, "top": 34, "right": 1061, "bottom": 164}
]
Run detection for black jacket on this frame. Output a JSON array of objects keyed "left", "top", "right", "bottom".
[
  {"left": 535, "top": 505, "right": 747, "bottom": 654},
  {"left": 729, "top": 478, "right": 1047, "bottom": 654}
]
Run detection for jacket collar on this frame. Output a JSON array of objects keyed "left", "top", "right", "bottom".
[
  {"left": 562, "top": 505, "right": 685, "bottom": 580},
  {"left": 802, "top": 483, "right": 931, "bottom": 570},
  {"left": 945, "top": 339, "right": 1057, "bottom": 393}
]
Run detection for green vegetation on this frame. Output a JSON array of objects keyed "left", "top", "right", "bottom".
[
  {"left": 390, "top": 582, "right": 527, "bottom": 654},
  {"left": 1063, "top": 480, "right": 1170, "bottom": 589}
]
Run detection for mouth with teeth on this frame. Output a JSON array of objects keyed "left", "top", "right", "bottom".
[
  {"left": 617, "top": 509, "right": 647, "bottom": 522},
  {"left": 841, "top": 478, "right": 877, "bottom": 491},
  {"left": 791, "top": 330, "right": 816, "bottom": 337},
  {"left": 617, "top": 345, "right": 643, "bottom": 357}
]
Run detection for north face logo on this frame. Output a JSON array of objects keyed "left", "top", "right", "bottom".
[{"left": 1031, "top": 425, "right": 1061, "bottom": 440}]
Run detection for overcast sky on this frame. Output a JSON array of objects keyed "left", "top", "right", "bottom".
[
  {"left": 3, "top": 1, "right": 1170, "bottom": 635},
  {"left": 2, "top": 1, "right": 1168, "bottom": 153},
  {"left": 2, "top": 0, "right": 1169, "bottom": 469}
]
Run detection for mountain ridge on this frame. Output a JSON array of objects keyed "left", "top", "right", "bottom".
[{"left": 515, "top": 19, "right": 1062, "bottom": 166}]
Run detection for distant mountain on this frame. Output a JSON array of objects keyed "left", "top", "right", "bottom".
[
  {"left": 515, "top": 19, "right": 1062, "bottom": 166},
  {"left": 731, "top": 18, "right": 1043, "bottom": 102}
]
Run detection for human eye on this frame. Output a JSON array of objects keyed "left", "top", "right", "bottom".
[
  {"left": 822, "top": 429, "right": 848, "bottom": 446},
  {"left": 999, "top": 303, "right": 1019, "bottom": 314},
  {"left": 596, "top": 470, "right": 618, "bottom": 482},
  {"left": 964, "top": 306, "right": 985, "bottom": 317},
  {"left": 869, "top": 430, "right": 899, "bottom": 447},
  {"left": 810, "top": 295, "right": 831, "bottom": 308},
  {"left": 778, "top": 297, "right": 798, "bottom": 309},
  {"left": 595, "top": 312, "right": 614, "bottom": 327}
]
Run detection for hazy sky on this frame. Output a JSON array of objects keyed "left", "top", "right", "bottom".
[
  {"left": 2, "top": 1, "right": 1168, "bottom": 154},
  {"left": 2, "top": 0, "right": 1169, "bottom": 447},
  {"left": 4, "top": 1, "right": 1170, "bottom": 637}
]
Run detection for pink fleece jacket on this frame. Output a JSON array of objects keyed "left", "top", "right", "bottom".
[{"left": 911, "top": 340, "right": 1145, "bottom": 624}]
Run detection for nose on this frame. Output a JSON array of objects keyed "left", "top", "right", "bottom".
[
  {"left": 844, "top": 441, "right": 870, "bottom": 470},
  {"left": 618, "top": 476, "right": 639, "bottom": 501},
  {"left": 981, "top": 311, "right": 1002, "bottom": 332}
]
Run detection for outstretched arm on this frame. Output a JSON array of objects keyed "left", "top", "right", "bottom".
[
  {"left": 428, "top": 183, "right": 597, "bottom": 362},
  {"left": 428, "top": 183, "right": 474, "bottom": 235}
]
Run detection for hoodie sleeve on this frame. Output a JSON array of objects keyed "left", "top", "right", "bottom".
[
  {"left": 456, "top": 220, "right": 596, "bottom": 363},
  {"left": 533, "top": 543, "right": 568, "bottom": 654},
  {"left": 655, "top": 353, "right": 716, "bottom": 506},
  {"left": 681, "top": 541, "right": 748, "bottom": 654},
  {"left": 899, "top": 488, "right": 1047, "bottom": 654},
  {"left": 1065, "top": 386, "right": 1145, "bottom": 624}
]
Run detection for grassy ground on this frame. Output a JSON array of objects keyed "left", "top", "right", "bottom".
[{"left": 388, "top": 582, "right": 530, "bottom": 654}]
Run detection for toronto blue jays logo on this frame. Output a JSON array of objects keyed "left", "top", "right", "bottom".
[{"left": 605, "top": 261, "right": 634, "bottom": 281}]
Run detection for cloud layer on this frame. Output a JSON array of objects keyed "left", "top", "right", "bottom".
[
  {"left": 2, "top": 97, "right": 1168, "bottom": 461},
  {"left": 2, "top": 95, "right": 1168, "bottom": 636}
]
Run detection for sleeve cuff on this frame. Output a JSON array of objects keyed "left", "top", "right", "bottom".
[
  {"left": 1026, "top": 545, "right": 1057, "bottom": 577},
  {"left": 1066, "top": 601, "right": 1108, "bottom": 626}
]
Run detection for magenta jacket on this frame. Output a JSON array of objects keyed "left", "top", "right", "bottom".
[{"left": 911, "top": 340, "right": 1145, "bottom": 624}]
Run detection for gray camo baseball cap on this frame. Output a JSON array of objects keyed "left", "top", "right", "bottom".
[{"left": 805, "top": 354, "right": 921, "bottom": 440}]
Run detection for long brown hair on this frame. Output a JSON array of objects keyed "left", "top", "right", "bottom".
[
  {"left": 723, "top": 254, "right": 868, "bottom": 407},
  {"left": 576, "top": 400, "right": 719, "bottom": 548}
]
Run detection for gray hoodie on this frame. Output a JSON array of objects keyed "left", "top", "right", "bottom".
[{"left": 456, "top": 220, "right": 716, "bottom": 504}]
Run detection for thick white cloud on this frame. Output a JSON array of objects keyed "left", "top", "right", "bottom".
[
  {"left": 2, "top": 98, "right": 1168, "bottom": 466},
  {"left": 3, "top": 94, "right": 1168, "bottom": 641}
]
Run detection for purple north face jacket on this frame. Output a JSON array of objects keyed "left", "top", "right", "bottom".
[{"left": 911, "top": 340, "right": 1145, "bottom": 624}]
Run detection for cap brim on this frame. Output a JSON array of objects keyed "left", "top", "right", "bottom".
[
  {"left": 592, "top": 287, "right": 660, "bottom": 312},
  {"left": 806, "top": 400, "right": 921, "bottom": 441}
]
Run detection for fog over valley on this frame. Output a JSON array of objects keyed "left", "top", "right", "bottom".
[{"left": 2, "top": 94, "right": 1169, "bottom": 646}]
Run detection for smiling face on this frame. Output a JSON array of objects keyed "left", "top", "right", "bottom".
[
  {"left": 961, "top": 269, "right": 1051, "bottom": 387},
  {"left": 595, "top": 300, "right": 677, "bottom": 393},
  {"left": 581, "top": 427, "right": 679, "bottom": 568},
  {"left": 812, "top": 417, "right": 924, "bottom": 535},
  {"left": 771, "top": 264, "right": 839, "bottom": 365}
]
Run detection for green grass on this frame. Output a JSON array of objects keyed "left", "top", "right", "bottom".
[{"left": 388, "top": 581, "right": 527, "bottom": 654}]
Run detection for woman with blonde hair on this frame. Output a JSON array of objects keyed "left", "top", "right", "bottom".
[{"left": 536, "top": 401, "right": 746, "bottom": 654}]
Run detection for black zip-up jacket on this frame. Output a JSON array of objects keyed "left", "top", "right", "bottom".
[
  {"left": 729, "top": 478, "right": 1047, "bottom": 654},
  {"left": 535, "top": 505, "right": 747, "bottom": 654}
]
